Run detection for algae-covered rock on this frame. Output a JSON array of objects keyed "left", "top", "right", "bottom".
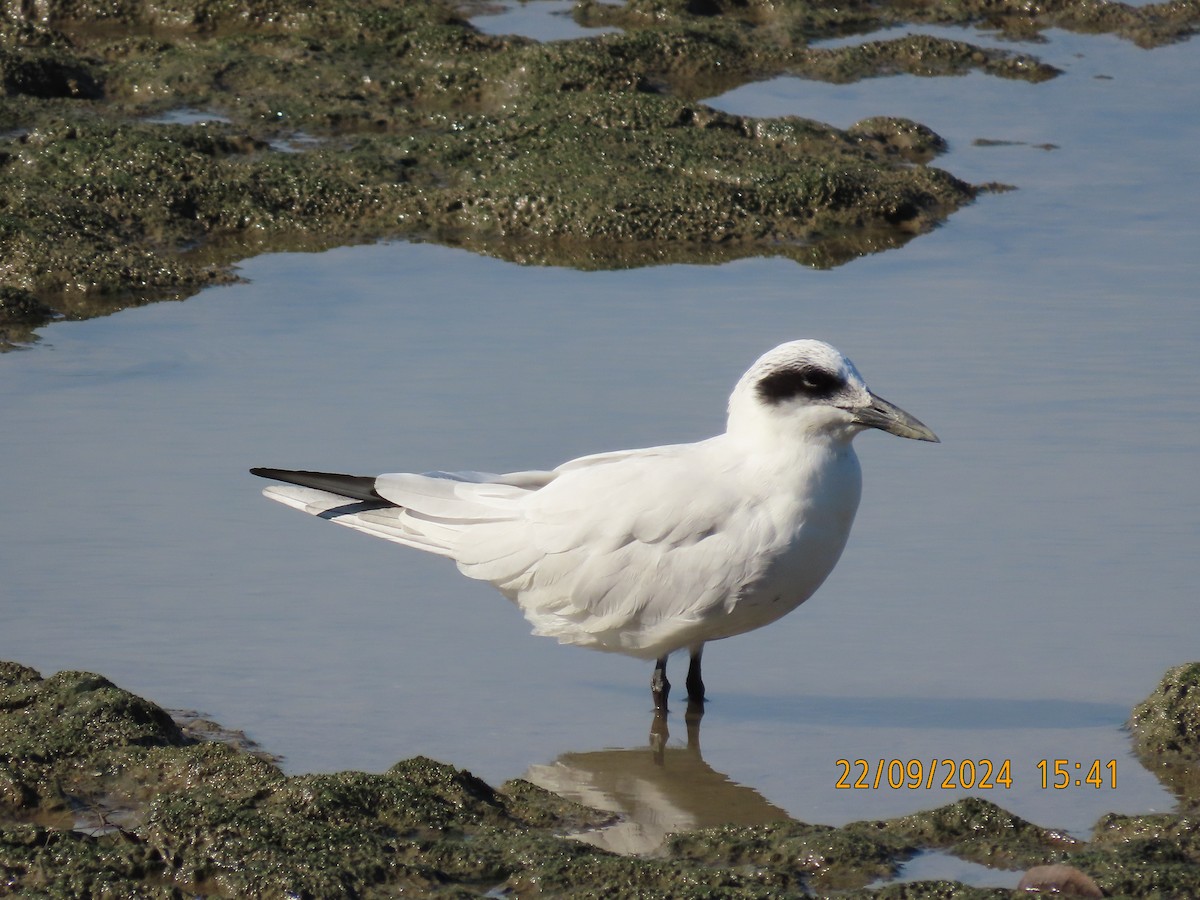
[
  {"left": 399, "top": 92, "right": 976, "bottom": 267},
  {"left": 0, "top": 287, "right": 53, "bottom": 324},
  {"left": 842, "top": 882, "right": 1011, "bottom": 899},
  {"left": 0, "top": 823, "right": 171, "bottom": 899},
  {"left": 0, "top": 46, "right": 101, "bottom": 100},
  {"left": 499, "top": 850, "right": 798, "bottom": 897},
  {"left": 1130, "top": 662, "right": 1200, "bottom": 759},
  {"left": 847, "top": 117, "right": 949, "bottom": 165},
  {"left": 1065, "top": 810, "right": 1200, "bottom": 898},
  {"left": 0, "top": 118, "right": 405, "bottom": 294},
  {"left": 1129, "top": 661, "right": 1200, "bottom": 807},
  {"left": 0, "top": 663, "right": 186, "bottom": 817},
  {"left": 667, "top": 819, "right": 908, "bottom": 890},
  {"left": 498, "top": 775, "right": 619, "bottom": 831},
  {"left": 852, "top": 796, "right": 1079, "bottom": 869}
]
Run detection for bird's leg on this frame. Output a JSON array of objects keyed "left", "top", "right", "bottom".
[
  {"left": 685, "top": 643, "right": 706, "bottom": 704},
  {"left": 651, "top": 656, "right": 670, "bottom": 711}
]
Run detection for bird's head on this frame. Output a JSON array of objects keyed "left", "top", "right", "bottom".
[{"left": 727, "top": 340, "right": 939, "bottom": 446}]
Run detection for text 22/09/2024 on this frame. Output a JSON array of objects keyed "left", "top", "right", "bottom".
[{"left": 834, "top": 759, "right": 1118, "bottom": 790}]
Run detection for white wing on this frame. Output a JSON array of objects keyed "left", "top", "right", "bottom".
[{"left": 259, "top": 440, "right": 792, "bottom": 658}]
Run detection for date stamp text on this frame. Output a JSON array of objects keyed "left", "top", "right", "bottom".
[{"left": 834, "top": 759, "right": 1118, "bottom": 790}]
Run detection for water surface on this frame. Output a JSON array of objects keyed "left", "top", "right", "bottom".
[
  {"left": 2, "top": 25, "right": 1197, "bottom": 876},
  {"left": 470, "top": 0, "right": 620, "bottom": 41}
]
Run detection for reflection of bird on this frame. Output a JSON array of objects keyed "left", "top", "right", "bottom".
[
  {"left": 252, "top": 340, "right": 937, "bottom": 708},
  {"left": 527, "top": 725, "right": 792, "bottom": 855}
]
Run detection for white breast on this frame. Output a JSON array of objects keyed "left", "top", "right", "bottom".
[{"left": 690, "top": 442, "right": 863, "bottom": 646}]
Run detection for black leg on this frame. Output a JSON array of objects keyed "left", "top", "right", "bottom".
[
  {"left": 651, "top": 655, "right": 670, "bottom": 710},
  {"left": 685, "top": 643, "right": 705, "bottom": 704}
]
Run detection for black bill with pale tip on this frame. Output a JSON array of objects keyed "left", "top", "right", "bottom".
[{"left": 850, "top": 393, "right": 940, "bottom": 442}]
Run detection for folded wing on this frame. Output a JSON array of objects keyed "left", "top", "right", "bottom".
[{"left": 254, "top": 441, "right": 772, "bottom": 657}]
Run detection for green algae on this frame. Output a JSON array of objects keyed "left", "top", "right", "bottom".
[{"left": 2, "top": 0, "right": 1196, "bottom": 345}]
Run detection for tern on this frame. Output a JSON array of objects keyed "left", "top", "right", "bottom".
[{"left": 252, "top": 340, "right": 938, "bottom": 709}]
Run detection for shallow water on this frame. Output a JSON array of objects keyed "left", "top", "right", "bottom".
[
  {"left": 470, "top": 0, "right": 620, "bottom": 41},
  {"left": 2, "top": 23, "right": 1197, "bottom": 874}
]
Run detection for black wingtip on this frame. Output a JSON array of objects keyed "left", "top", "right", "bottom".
[{"left": 250, "top": 467, "right": 384, "bottom": 504}]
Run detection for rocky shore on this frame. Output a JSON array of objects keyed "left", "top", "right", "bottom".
[
  {"left": 1, "top": 659, "right": 1198, "bottom": 897},
  {"left": 3, "top": 0, "right": 1197, "bottom": 346}
]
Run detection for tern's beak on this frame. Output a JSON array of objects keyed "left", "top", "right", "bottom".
[{"left": 851, "top": 392, "right": 940, "bottom": 442}]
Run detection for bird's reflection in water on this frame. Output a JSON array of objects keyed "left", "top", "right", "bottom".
[{"left": 524, "top": 703, "right": 791, "bottom": 855}]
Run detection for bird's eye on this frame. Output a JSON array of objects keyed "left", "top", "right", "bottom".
[{"left": 756, "top": 366, "right": 845, "bottom": 404}]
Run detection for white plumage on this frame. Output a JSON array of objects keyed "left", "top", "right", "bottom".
[{"left": 252, "top": 340, "right": 938, "bottom": 706}]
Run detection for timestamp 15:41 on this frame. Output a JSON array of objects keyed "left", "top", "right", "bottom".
[{"left": 1037, "top": 759, "right": 1117, "bottom": 789}]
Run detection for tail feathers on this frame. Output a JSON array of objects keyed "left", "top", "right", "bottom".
[
  {"left": 260, "top": 484, "right": 457, "bottom": 557},
  {"left": 250, "top": 468, "right": 382, "bottom": 503},
  {"left": 252, "top": 467, "right": 539, "bottom": 561}
]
